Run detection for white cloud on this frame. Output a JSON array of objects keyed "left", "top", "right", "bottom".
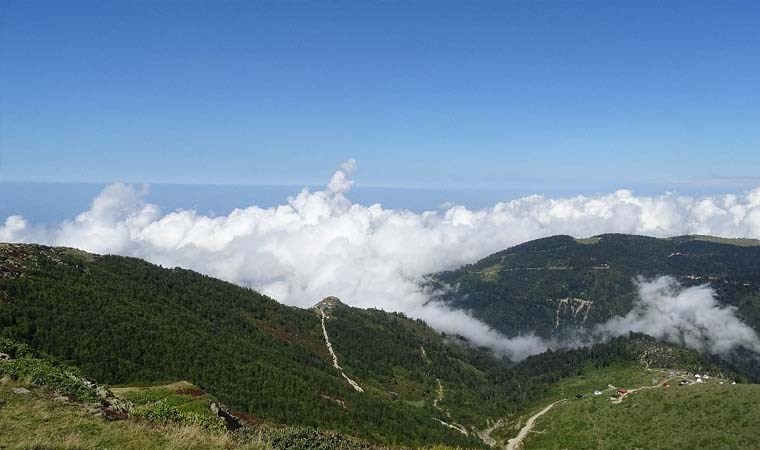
[
  {"left": 3, "top": 160, "right": 760, "bottom": 359},
  {"left": 595, "top": 277, "right": 760, "bottom": 355}
]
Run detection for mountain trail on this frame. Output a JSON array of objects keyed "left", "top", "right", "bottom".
[
  {"left": 610, "top": 376, "right": 677, "bottom": 404},
  {"left": 433, "top": 378, "right": 444, "bottom": 410},
  {"left": 478, "top": 418, "right": 505, "bottom": 447},
  {"left": 433, "top": 417, "right": 468, "bottom": 435},
  {"left": 319, "top": 308, "right": 364, "bottom": 393},
  {"left": 505, "top": 399, "right": 566, "bottom": 450}
]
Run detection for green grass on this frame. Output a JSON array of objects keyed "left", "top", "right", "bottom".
[
  {"left": 540, "top": 362, "right": 665, "bottom": 402},
  {"left": 113, "top": 381, "right": 212, "bottom": 408},
  {"left": 490, "top": 362, "right": 658, "bottom": 444},
  {"left": 575, "top": 237, "right": 602, "bottom": 245},
  {"left": 111, "top": 380, "right": 227, "bottom": 431},
  {"left": 0, "top": 380, "right": 408, "bottom": 450},
  {"left": 520, "top": 379, "right": 760, "bottom": 450},
  {"left": 0, "top": 380, "right": 264, "bottom": 450},
  {"left": 672, "top": 235, "right": 760, "bottom": 247}
]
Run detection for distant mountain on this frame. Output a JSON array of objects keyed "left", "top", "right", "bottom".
[{"left": 431, "top": 234, "right": 760, "bottom": 340}]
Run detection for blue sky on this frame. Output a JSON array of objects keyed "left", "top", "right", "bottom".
[{"left": 2, "top": 0, "right": 759, "bottom": 190}]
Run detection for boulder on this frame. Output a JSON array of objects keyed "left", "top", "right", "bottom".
[
  {"left": 13, "top": 387, "right": 31, "bottom": 395},
  {"left": 95, "top": 386, "right": 109, "bottom": 399},
  {"left": 105, "top": 397, "right": 133, "bottom": 414},
  {"left": 210, "top": 402, "right": 242, "bottom": 431},
  {"left": 87, "top": 406, "right": 105, "bottom": 417}
]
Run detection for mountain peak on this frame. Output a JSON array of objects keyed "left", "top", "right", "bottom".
[{"left": 313, "top": 296, "right": 344, "bottom": 311}]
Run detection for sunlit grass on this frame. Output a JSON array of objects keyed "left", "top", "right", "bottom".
[{"left": 522, "top": 379, "right": 760, "bottom": 449}]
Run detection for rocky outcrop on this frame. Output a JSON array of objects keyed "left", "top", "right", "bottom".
[{"left": 210, "top": 402, "right": 242, "bottom": 431}]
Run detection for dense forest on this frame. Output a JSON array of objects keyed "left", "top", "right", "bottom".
[{"left": 0, "top": 244, "right": 478, "bottom": 447}]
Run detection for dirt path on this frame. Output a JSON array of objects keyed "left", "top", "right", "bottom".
[
  {"left": 319, "top": 309, "right": 364, "bottom": 393},
  {"left": 477, "top": 418, "right": 505, "bottom": 447},
  {"left": 433, "top": 378, "right": 444, "bottom": 410},
  {"left": 505, "top": 399, "right": 566, "bottom": 450},
  {"left": 493, "top": 372, "right": 683, "bottom": 449},
  {"left": 610, "top": 376, "right": 676, "bottom": 404},
  {"left": 433, "top": 417, "right": 468, "bottom": 435}
]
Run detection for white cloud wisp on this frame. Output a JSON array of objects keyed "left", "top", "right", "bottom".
[{"left": 595, "top": 276, "right": 760, "bottom": 355}]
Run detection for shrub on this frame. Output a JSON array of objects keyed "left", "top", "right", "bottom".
[
  {"left": 132, "top": 400, "right": 226, "bottom": 433},
  {"left": 0, "top": 337, "right": 35, "bottom": 358},
  {"left": 132, "top": 400, "right": 180, "bottom": 424},
  {"left": 0, "top": 355, "right": 100, "bottom": 402},
  {"left": 178, "top": 411, "right": 227, "bottom": 433}
]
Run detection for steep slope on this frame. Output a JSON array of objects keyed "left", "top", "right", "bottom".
[
  {"left": 314, "top": 297, "right": 520, "bottom": 429},
  {"left": 0, "top": 338, "right": 388, "bottom": 450},
  {"left": 0, "top": 243, "right": 497, "bottom": 447},
  {"left": 0, "top": 244, "right": 472, "bottom": 446},
  {"left": 431, "top": 234, "right": 760, "bottom": 340}
]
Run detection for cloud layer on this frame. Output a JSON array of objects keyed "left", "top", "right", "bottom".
[
  {"left": 3, "top": 161, "right": 760, "bottom": 359},
  {"left": 596, "top": 276, "right": 760, "bottom": 355}
]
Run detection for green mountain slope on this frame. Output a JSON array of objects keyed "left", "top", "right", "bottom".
[
  {"left": 0, "top": 243, "right": 492, "bottom": 446},
  {"left": 431, "top": 234, "right": 760, "bottom": 340},
  {"left": 3, "top": 332, "right": 751, "bottom": 450},
  {"left": 0, "top": 338, "right": 389, "bottom": 450},
  {"left": 511, "top": 366, "right": 760, "bottom": 450},
  {"left": 317, "top": 299, "right": 518, "bottom": 428}
]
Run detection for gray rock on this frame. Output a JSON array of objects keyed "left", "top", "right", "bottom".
[
  {"left": 105, "top": 397, "right": 133, "bottom": 413},
  {"left": 95, "top": 386, "right": 109, "bottom": 399},
  {"left": 13, "top": 387, "right": 31, "bottom": 395},
  {"left": 87, "top": 407, "right": 105, "bottom": 417},
  {"left": 53, "top": 395, "right": 69, "bottom": 402}
]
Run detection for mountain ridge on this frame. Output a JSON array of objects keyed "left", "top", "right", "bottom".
[{"left": 431, "top": 233, "right": 760, "bottom": 342}]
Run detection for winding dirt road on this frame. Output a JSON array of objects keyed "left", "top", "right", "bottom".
[
  {"left": 505, "top": 399, "right": 566, "bottom": 450},
  {"left": 501, "top": 375, "right": 679, "bottom": 449},
  {"left": 611, "top": 376, "right": 676, "bottom": 404},
  {"left": 319, "top": 308, "right": 364, "bottom": 393}
]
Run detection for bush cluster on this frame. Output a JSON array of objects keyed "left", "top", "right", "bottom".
[
  {"left": 132, "top": 400, "right": 226, "bottom": 433},
  {"left": 0, "top": 352, "right": 100, "bottom": 402}
]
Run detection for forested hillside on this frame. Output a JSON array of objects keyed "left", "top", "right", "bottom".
[
  {"left": 0, "top": 243, "right": 479, "bottom": 447},
  {"left": 431, "top": 234, "right": 760, "bottom": 339}
]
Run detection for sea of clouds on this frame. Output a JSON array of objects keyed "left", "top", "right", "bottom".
[{"left": 3, "top": 159, "right": 760, "bottom": 359}]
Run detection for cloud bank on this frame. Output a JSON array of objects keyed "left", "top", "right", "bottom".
[
  {"left": 595, "top": 276, "right": 760, "bottom": 355},
  {"left": 3, "top": 161, "right": 760, "bottom": 359}
]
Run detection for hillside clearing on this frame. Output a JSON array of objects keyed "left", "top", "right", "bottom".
[{"left": 520, "top": 382, "right": 760, "bottom": 450}]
